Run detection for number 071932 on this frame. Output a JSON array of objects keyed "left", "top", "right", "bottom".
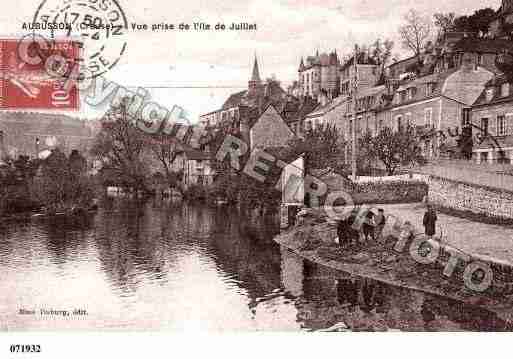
[{"left": 9, "top": 344, "right": 41, "bottom": 353}]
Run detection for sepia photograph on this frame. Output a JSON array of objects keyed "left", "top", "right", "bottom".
[{"left": 1, "top": 0, "right": 513, "bottom": 356}]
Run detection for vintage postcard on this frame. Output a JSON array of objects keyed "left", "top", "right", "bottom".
[{"left": 1, "top": 0, "right": 513, "bottom": 356}]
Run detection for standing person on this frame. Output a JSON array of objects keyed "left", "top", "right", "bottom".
[
  {"left": 336, "top": 218, "right": 348, "bottom": 248},
  {"left": 374, "top": 208, "right": 386, "bottom": 242},
  {"left": 362, "top": 211, "right": 375, "bottom": 242},
  {"left": 423, "top": 205, "right": 437, "bottom": 239}
]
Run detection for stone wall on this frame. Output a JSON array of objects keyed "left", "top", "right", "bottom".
[{"left": 427, "top": 175, "right": 513, "bottom": 219}]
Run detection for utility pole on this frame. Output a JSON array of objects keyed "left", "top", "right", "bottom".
[{"left": 351, "top": 44, "right": 358, "bottom": 181}]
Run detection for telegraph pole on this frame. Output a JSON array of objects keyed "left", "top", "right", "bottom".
[{"left": 351, "top": 44, "right": 358, "bottom": 181}]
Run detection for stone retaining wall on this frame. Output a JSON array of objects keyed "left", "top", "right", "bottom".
[{"left": 427, "top": 175, "right": 513, "bottom": 219}]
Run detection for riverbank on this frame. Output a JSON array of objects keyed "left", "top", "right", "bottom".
[
  {"left": 273, "top": 209, "right": 513, "bottom": 322},
  {"left": 0, "top": 206, "right": 99, "bottom": 223}
]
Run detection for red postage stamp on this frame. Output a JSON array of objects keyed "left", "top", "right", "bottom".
[{"left": 0, "top": 37, "right": 80, "bottom": 110}]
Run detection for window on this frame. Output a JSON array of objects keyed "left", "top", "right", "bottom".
[
  {"left": 396, "top": 115, "right": 403, "bottom": 131},
  {"left": 405, "top": 113, "right": 412, "bottom": 127},
  {"left": 407, "top": 87, "right": 416, "bottom": 100},
  {"left": 376, "top": 118, "right": 383, "bottom": 134},
  {"left": 426, "top": 83, "right": 435, "bottom": 96},
  {"left": 498, "top": 151, "right": 509, "bottom": 164},
  {"left": 462, "top": 108, "right": 471, "bottom": 126},
  {"left": 357, "top": 116, "right": 363, "bottom": 134},
  {"left": 400, "top": 91, "right": 407, "bottom": 103},
  {"left": 424, "top": 108, "right": 433, "bottom": 127},
  {"left": 481, "top": 118, "right": 489, "bottom": 134},
  {"left": 501, "top": 83, "right": 510, "bottom": 97},
  {"left": 497, "top": 115, "right": 506, "bottom": 136},
  {"left": 485, "top": 88, "right": 494, "bottom": 102}
]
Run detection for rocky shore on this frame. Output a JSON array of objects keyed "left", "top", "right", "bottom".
[{"left": 274, "top": 213, "right": 513, "bottom": 321}]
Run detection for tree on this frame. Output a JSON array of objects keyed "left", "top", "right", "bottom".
[
  {"left": 0, "top": 155, "right": 41, "bottom": 215},
  {"left": 31, "top": 149, "right": 94, "bottom": 212},
  {"left": 453, "top": 8, "right": 496, "bottom": 37},
  {"left": 362, "top": 126, "right": 426, "bottom": 175},
  {"left": 398, "top": 9, "right": 432, "bottom": 58},
  {"left": 433, "top": 12, "right": 456, "bottom": 42},
  {"left": 470, "top": 8, "right": 496, "bottom": 36},
  {"left": 370, "top": 38, "right": 394, "bottom": 84},
  {"left": 145, "top": 134, "right": 183, "bottom": 190},
  {"left": 286, "top": 123, "right": 347, "bottom": 175},
  {"left": 91, "top": 98, "right": 148, "bottom": 192}
]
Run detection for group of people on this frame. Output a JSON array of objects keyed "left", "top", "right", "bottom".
[
  {"left": 336, "top": 205, "right": 439, "bottom": 248},
  {"left": 336, "top": 208, "right": 386, "bottom": 247}
]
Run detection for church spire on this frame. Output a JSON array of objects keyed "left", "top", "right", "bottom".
[
  {"left": 248, "top": 53, "right": 263, "bottom": 97},
  {"left": 299, "top": 57, "right": 305, "bottom": 71},
  {"left": 251, "top": 55, "right": 261, "bottom": 82}
]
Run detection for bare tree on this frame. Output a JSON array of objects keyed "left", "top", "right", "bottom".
[
  {"left": 398, "top": 9, "right": 432, "bottom": 57},
  {"left": 91, "top": 98, "right": 148, "bottom": 192},
  {"left": 370, "top": 38, "right": 394, "bottom": 83},
  {"left": 146, "top": 134, "right": 182, "bottom": 190},
  {"left": 433, "top": 12, "right": 456, "bottom": 42},
  {"left": 361, "top": 126, "right": 426, "bottom": 175}
]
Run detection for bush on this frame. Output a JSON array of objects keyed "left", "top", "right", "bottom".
[{"left": 354, "top": 180, "right": 428, "bottom": 204}]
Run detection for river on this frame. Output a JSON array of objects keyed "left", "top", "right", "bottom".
[{"left": 0, "top": 199, "right": 511, "bottom": 331}]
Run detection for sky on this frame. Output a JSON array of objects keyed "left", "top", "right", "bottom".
[{"left": 0, "top": 0, "right": 501, "bottom": 122}]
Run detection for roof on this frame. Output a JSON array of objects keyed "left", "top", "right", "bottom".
[
  {"left": 381, "top": 70, "right": 458, "bottom": 110},
  {"left": 356, "top": 85, "right": 386, "bottom": 99},
  {"left": 222, "top": 90, "right": 247, "bottom": 110},
  {"left": 221, "top": 80, "right": 287, "bottom": 111},
  {"left": 282, "top": 97, "right": 319, "bottom": 123},
  {"left": 301, "top": 51, "right": 339, "bottom": 71},
  {"left": 473, "top": 73, "right": 513, "bottom": 107},
  {"left": 340, "top": 53, "right": 377, "bottom": 71},
  {"left": 305, "top": 96, "right": 347, "bottom": 118},
  {"left": 181, "top": 144, "right": 213, "bottom": 160},
  {"left": 389, "top": 55, "right": 418, "bottom": 67},
  {"left": 251, "top": 56, "right": 261, "bottom": 82}
]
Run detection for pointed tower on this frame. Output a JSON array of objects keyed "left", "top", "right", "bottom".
[
  {"left": 299, "top": 57, "right": 305, "bottom": 72},
  {"left": 248, "top": 54, "right": 263, "bottom": 97}
]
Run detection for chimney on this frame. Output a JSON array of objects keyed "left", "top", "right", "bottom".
[
  {"left": 318, "top": 91, "right": 328, "bottom": 106},
  {"left": 239, "top": 116, "right": 251, "bottom": 149}
]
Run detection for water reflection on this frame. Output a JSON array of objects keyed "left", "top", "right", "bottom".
[{"left": 0, "top": 200, "right": 511, "bottom": 331}]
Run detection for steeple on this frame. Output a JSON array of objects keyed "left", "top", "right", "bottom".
[
  {"left": 248, "top": 54, "right": 263, "bottom": 97},
  {"left": 299, "top": 57, "right": 305, "bottom": 72},
  {"left": 251, "top": 55, "right": 261, "bottom": 83}
]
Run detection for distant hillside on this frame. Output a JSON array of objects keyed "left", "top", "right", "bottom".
[{"left": 0, "top": 111, "right": 100, "bottom": 158}]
